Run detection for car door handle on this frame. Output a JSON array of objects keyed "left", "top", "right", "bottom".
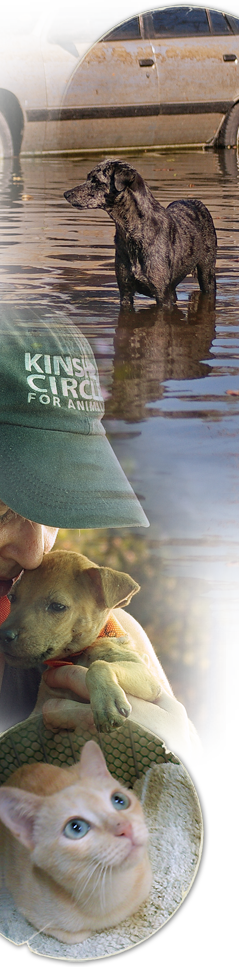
[
  {"left": 223, "top": 53, "right": 237, "bottom": 62},
  {"left": 139, "top": 58, "right": 154, "bottom": 67}
]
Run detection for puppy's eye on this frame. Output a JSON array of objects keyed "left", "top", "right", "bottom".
[
  {"left": 111, "top": 792, "right": 130, "bottom": 811},
  {"left": 7, "top": 592, "right": 17, "bottom": 604},
  {"left": 63, "top": 818, "right": 90, "bottom": 839},
  {"left": 47, "top": 602, "right": 68, "bottom": 613}
]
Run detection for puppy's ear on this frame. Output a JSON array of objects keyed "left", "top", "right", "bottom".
[
  {"left": 86, "top": 566, "right": 140, "bottom": 610},
  {"left": 114, "top": 165, "right": 144, "bottom": 194}
]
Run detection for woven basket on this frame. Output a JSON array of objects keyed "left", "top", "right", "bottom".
[{"left": 0, "top": 716, "right": 203, "bottom": 960}]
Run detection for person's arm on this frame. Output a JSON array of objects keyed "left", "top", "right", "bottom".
[{"left": 42, "top": 664, "right": 201, "bottom": 768}]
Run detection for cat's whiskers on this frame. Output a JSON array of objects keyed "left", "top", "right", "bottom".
[
  {"left": 73, "top": 858, "right": 104, "bottom": 908},
  {"left": 76, "top": 858, "right": 112, "bottom": 912},
  {"left": 99, "top": 861, "right": 111, "bottom": 911}
]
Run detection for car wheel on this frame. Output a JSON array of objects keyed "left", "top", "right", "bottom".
[
  {"left": 219, "top": 103, "right": 239, "bottom": 148},
  {"left": 0, "top": 111, "right": 14, "bottom": 157}
]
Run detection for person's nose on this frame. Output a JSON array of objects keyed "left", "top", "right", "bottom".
[{"left": 1, "top": 519, "right": 46, "bottom": 570}]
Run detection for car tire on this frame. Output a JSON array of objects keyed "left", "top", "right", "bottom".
[
  {"left": 0, "top": 111, "right": 14, "bottom": 157},
  {"left": 218, "top": 103, "right": 239, "bottom": 148}
]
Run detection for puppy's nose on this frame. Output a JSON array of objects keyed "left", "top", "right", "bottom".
[{"left": 0, "top": 628, "right": 18, "bottom": 644}]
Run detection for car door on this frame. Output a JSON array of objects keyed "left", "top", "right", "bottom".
[
  {"left": 144, "top": 6, "right": 239, "bottom": 146},
  {"left": 39, "top": 0, "right": 159, "bottom": 151}
]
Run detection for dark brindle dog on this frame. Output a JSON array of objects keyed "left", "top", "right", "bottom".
[{"left": 64, "top": 160, "right": 217, "bottom": 309}]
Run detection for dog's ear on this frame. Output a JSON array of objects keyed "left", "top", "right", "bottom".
[
  {"left": 114, "top": 165, "right": 144, "bottom": 195},
  {"left": 86, "top": 566, "right": 140, "bottom": 610}
]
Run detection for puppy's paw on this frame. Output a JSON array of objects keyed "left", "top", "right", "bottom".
[{"left": 92, "top": 685, "right": 132, "bottom": 733}]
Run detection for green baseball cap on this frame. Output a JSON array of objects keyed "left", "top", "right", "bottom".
[{"left": 0, "top": 316, "right": 149, "bottom": 529}]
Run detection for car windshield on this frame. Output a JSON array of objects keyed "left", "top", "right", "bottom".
[{"left": 0, "top": 2, "right": 45, "bottom": 34}]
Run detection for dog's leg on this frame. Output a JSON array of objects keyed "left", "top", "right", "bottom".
[
  {"left": 115, "top": 250, "right": 135, "bottom": 309},
  {"left": 86, "top": 659, "right": 161, "bottom": 732},
  {"left": 155, "top": 285, "right": 177, "bottom": 308},
  {"left": 197, "top": 263, "right": 216, "bottom": 297}
]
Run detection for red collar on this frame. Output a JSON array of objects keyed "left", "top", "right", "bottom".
[
  {"left": 0, "top": 596, "right": 11, "bottom": 626},
  {"left": 44, "top": 613, "right": 125, "bottom": 668}
]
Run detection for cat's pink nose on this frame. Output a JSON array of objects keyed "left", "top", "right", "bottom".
[{"left": 115, "top": 821, "right": 133, "bottom": 840}]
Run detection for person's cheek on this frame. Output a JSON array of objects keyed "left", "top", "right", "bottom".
[{"left": 43, "top": 527, "right": 59, "bottom": 554}]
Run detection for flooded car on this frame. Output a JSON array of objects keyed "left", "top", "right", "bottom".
[{"left": 1, "top": 5, "right": 239, "bottom": 155}]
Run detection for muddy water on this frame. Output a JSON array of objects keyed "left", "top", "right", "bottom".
[{"left": 1, "top": 147, "right": 239, "bottom": 737}]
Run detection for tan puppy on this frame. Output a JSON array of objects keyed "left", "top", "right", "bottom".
[{"left": 0, "top": 551, "right": 165, "bottom": 732}]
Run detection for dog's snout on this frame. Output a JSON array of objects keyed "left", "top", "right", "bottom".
[{"left": 0, "top": 627, "right": 18, "bottom": 644}]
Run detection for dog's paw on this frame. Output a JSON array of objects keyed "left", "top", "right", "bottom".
[
  {"left": 120, "top": 292, "right": 134, "bottom": 310},
  {"left": 92, "top": 686, "right": 132, "bottom": 733}
]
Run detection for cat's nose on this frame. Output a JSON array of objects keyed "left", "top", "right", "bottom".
[{"left": 115, "top": 821, "right": 133, "bottom": 840}]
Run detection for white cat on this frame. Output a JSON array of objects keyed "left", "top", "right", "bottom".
[{"left": 0, "top": 741, "right": 151, "bottom": 943}]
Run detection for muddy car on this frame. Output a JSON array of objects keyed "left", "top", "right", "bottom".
[{"left": 1, "top": 5, "right": 239, "bottom": 155}]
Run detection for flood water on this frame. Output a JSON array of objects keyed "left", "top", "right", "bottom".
[{"left": 1, "top": 146, "right": 239, "bottom": 740}]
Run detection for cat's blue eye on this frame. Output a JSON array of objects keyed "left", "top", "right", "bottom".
[
  {"left": 111, "top": 792, "right": 130, "bottom": 811},
  {"left": 63, "top": 818, "right": 90, "bottom": 839}
]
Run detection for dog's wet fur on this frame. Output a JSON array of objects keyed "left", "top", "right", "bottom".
[{"left": 64, "top": 159, "right": 217, "bottom": 309}]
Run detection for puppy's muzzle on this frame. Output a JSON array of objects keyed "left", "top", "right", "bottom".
[
  {"left": 0, "top": 624, "right": 19, "bottom": 659},
  {"left": 0, "top": 624, "right": 53, "bottom": 665},
  {"left": 0, "top": 626, "right": 18, "bottom": 645}
]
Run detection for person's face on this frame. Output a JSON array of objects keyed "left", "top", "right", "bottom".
[{"left": 0, "top": 501, "right": 58, "bottom": 588}]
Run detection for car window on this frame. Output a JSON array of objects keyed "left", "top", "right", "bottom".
[
  {"left": 209, "top": 10, "right": 233, "bottom": 34},
  {"left": 0, "top": 3, "right": 45, "bottom": 34},
  {"left": 101, "top": 17, "right": 141, "bottom": 41},
  {"left": 226, "top": 15, "right": 239, "bottom": 34},
  {"left": 54, "top": 0, "right": 137, "bottom": 38},
  {"left": 149, "top": 6, "right": 210, "bottom": 37}
]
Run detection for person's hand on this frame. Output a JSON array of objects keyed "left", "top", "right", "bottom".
[
  {"left": 42, "top": 664, "right": 96, "bottom": 733},
  {"left": 129, "top": 690, "right": 197, "bottom": 751},
  {"left": 41, "top": 664, "right": 201, "bottom": 767},
  {"left": 43, "top": 663, "right": 89, "bottom": 700}
]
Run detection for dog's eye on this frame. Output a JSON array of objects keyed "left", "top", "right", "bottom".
[{"left": 47, "top": 602, "right": 68, "bottom": 613}]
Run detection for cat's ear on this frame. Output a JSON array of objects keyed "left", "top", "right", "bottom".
[
  {"left": 0, "top": 787, "right": 41, "bottom": 850},
  {"left": 85, "top": 566, "right": 140, "bottom": 610},
  {"left": 78, "top": 741, "right": 110, "bottom": 780}
]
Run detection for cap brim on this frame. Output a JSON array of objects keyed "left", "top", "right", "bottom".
[{"left": 0, "top": 426, "right": 149, "bottom": 529}]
